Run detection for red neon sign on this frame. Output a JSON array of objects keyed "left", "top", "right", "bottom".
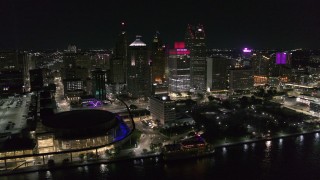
[{"left": 174, "top": 42, "right": 185, "bottom": 49}]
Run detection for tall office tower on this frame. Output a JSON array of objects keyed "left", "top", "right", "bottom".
[
  {"left": 0, "top": 51, "right": 18, "bottom": 70},
  {"left": 185, "top": 24, "right": 207, "bottom": 91},
  {"left": 15, "top": 52, "right": 33, "bottom": 92},
  {"left": 168, "top": 42, "right": 191, "bottom": 93},
  {"left": 67, "top": 44, "right": 77, "bottom": 53},
  {"left": 150, "top": 31, "right": 166, "bottom": 84},
  {"left": 110, "top": 22, "right": 127, "bottom": 86},
  {"left": 251, "top": 53, "right": 271, "bottom": 76},
  {"left": 63, "top": 52, "right": 77, "bottom": 69},
  {"left": 91, "top": 68, "right": 107, "bottom": 100},
  {"left": 207, "top": 56, "right": 232, "bottom": 91},
  {"left": 63, "top": 78, "right": 85, "bottom": 102},
  {"left": 29, "top": 69, "right": 44, "bottom": 92},
  {"left": 228, "top": 68, "right": 254, "bottom": 91},
  {"left": 127, "top": 36, "right": 151, "bottom": 99},
  {"left": 0, "top": 69, "right": 24, "bottom": 95},
  {"left": 291, "top": 49, "right": 310, "bottom": 68}
]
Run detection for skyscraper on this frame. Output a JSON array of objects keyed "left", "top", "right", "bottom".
[
  {"left": 185, "top": 24, "right": 207, "bottom": 91},
  {"left": 150, "top": 31, "right": 166, "bottom": 85},
  {"left": 29, "top": 69, "right": 44, "bottom": 92},
  {"left": 168, "top": 42, "right": 191, "bottom": 93},
  {"left": 207, "top": 56, "right": 232, "bottom": 91},
  {"left": 110, "top": 22, "right": 127, "bottom": 87},
  {"left": 91, "top": 68, "right": 107, "bottom": 100},
  {"left": 127, "top": 36, "right": 151, "bottom": 99}
]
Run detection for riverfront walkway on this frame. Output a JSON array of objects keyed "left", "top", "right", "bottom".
[{"left": 2, "top": 129, "right": 320, "bottom": 177}]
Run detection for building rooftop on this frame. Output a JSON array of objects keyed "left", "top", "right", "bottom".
[
  {"left": 42, "top": 109, "right": 117, "bottom": 129},
  {"left": 129, "top": 36, "right": 146, "bottom": 47}
]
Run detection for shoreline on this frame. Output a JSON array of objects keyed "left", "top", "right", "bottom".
[
  {"left": 214, "top": 129, "right": 320, "bottom": 149},
  {"left": 1, "top": 129, "right": 320, "bottom": 176}
]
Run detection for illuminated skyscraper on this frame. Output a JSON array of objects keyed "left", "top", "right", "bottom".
[
  {"left": 150, "top": 31, "right": 166, "bottom": 84},
  {"left": 110, "top": 22, "right": 127, "bottom": 87},
  {"left": 276, "top": 52, "right": 288, "bottom": 65},
  {"left": 127, "top": 36, "right": 151, "bottom": 98},
  {"left": 168, "top": 42, "right": 191, "bottom": 92},
  {"left": 185, "top": 24, "right": 207, "bottom": 91},
  {"left": 91, "top": 68, "right": 107, "bottom": 100}
]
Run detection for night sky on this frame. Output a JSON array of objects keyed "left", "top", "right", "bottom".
[{"left": 0, "top": 0, "right": 319, "bottom": 50}]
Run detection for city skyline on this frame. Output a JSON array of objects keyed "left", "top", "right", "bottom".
[{"left": 1, "top": 0, "right": 320, "bottom": 49}]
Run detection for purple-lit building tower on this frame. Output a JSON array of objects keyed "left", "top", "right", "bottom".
[
  {"left": 276, "top": 52, "right": 287, "bottom": 65},
  {"left": 242, "top": 48, "right": 253, "bottom": 58}
]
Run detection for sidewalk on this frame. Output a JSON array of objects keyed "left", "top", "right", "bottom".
[{"left": 2, "top": 129, "right": 320, "bottom": 176}]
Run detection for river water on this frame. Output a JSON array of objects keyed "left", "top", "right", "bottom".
[{"left": 3, "top": 133, "right": 320, "bottom": 180}]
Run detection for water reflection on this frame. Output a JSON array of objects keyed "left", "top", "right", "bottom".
[
  {"left": 84, "top": 166, "right": 89, "bottom": 173},
  {"left": 279, "top": 138, "right": 283, "bottom": 145},
  {"left": 77, "top": 166, "right": 83, "bottom": 172},
  {"left": 100, "top": 164, "right": 108, "bottom": 173},
  {"left": 265, "top": 141, "right": 272, "bottom": 158},
  {"left": 45, "top": 171, "right": 52, "bottom": 179},
  {"left": 7, "top": 133, "right": 320, "bottom": 180},
  {"left": 297, "top": 135, "right": 304, "bottom": 145},
  {"left": 243, "top": 144, "right": 248, "bottom": 152},
  {"left": 265, "top": 141, "right": 271, "bottom": 148},
  {"left": 222, "top": 147, "right": 227, "bottom": 156}
]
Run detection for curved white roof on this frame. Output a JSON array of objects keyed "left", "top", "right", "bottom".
[{"left": 129, "top": 36, "right": 146, "bottom": 47}]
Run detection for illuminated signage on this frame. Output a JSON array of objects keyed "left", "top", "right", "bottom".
[{"left": 243, "top": 48, "right": 252, "bottom": 53}]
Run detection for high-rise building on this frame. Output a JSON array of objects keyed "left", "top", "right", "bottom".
[
  {"left": 149, "top": 96, "right": 176, "bottom": 126},
  {"left": 22, "top": 52, "right": 36, "bottom": 92},
  {"left": 276, "top": 52, "right": 288, "bottom": 65},
  {"left": 228, "top": 68, "right": 254, "bottom": 91},
  {"left": 127, "top": 36, "right": 151, "bottom": 98},
  {"left": 150, "top": 31, "right": 166, "bottom": 84},
  {"left": 168, "top": 42, "right": 191, "bottom": 93},
  {"left": 67, "top": 45, "right": 77, "bottom": 53},
  {"left": 110, "top": 22, "right": 127, "bottom": 86},
  {"left": 91, "top": 68, "right": 107, "bottom": 100},
  {"left": 63, "top": 79, "right": 85, "bottom": 103},
  {"left": 29, "top": 69, "right": 44, "bottom": 92},
  {"left": 0, "top": 69, "right": 24, "bottom": 95},
  {"left": 291, "top": 49, "right": 310, "bottom": 68},
  {"left": 63, "top": 52, "right": 77, "bottom": 69},
  {"left": 207, "top": 56, "right": 232, "bottom": 91},
  {"left": 0, "top": 51, "right": 19, "bottom": 70},
  {"left": 185, "top": 24, "right": 207, "bottom": 91}
]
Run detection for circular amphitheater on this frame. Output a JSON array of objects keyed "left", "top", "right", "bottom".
[{"left": 40, "top": 109, "right": 131, "bottom": 151}]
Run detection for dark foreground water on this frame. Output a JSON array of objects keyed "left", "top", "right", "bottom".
[{"left": 3, "top": 133, "right": 320, "bottom": 180}]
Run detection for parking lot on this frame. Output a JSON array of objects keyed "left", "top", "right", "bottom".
[{"left": 0, "top": 95, "right": 31, "bottom": 140}]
